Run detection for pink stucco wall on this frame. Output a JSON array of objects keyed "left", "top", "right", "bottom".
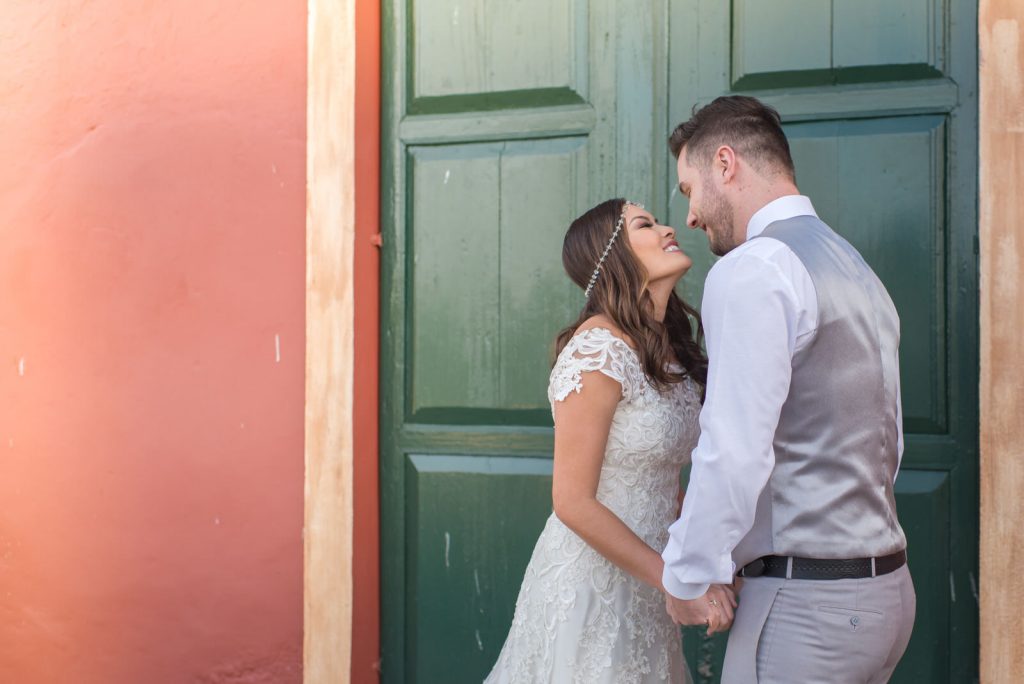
[{"left": 0, "top": 3, "right": 306, "bottom": 681}]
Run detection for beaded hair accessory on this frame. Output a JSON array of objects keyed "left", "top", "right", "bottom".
[{"left": 584, "top": 200, "right": 644, "bottom": 299}]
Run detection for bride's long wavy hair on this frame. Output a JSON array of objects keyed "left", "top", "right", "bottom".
[{"left": 555, "top": 198, "right": 708, "bottom": 391}]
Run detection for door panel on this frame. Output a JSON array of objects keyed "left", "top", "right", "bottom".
[
  {"left": 732, "top": 1, "right": 833, "bottom": 87},
  {"left": 732, "top": 0, "right": 945, "bottom": 89},
  {"left": 831, "top": 0, "right": 943, "bottom": 75},
  {"left": 407, "top": 138, "right": 587, "bottom": 421},
  {"left": 786, "top": 116, "right": 949, "bottom": 433},
  {"left": 405, "top": 455, "right": 553, "bottom": 678},
  {"left": 498, "top": 140, "right": 590, "bottom": 409},
  {"left": 412, "top": 0, "right": 577, "bottom": 99},
  {"left": 409, "top": 144, "right": 503, "bottom": 414},
  {"left": 408, "top": 0, "right": 588, "bottom": 115},
  {"left": 894, "top": 470, "right": 952, "bottom": 682}
]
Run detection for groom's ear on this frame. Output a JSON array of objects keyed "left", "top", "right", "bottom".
[{"left": 714, "top": 145, "right": 738, "bottom": 184}]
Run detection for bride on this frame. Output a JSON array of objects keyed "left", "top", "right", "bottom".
[{"left": 484, "top": 199, "right": 737, "bottom": 683}]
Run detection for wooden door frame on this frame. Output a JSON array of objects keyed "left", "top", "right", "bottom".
[
  {"left": 304, "top": 0, "right": 355, "bottom": 680},
  {"left": 300, "top": 0, "right": 1023, "bottom": 679},
  {"left": 979, "top": 0, "right": 1024, "bottom": 679},
  {"left": 304, "top": 0, "right": 381, "bottom": 682}
]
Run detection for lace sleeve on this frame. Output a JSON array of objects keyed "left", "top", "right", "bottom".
[{"left": 547, "top": 328, "right": 643, "bottom": 407}]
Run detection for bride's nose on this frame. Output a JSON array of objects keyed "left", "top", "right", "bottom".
[{"left": 661, "top": 224, "right": 676, "bottom": 239}]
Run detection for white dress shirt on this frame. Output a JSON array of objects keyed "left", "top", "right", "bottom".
[{"left": 660, "top": 195, "right": 905, "bottom": 600}]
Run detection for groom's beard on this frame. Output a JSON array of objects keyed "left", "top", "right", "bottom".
[{"left": 702, "top": 183, "right": 737, "bottom": 257}]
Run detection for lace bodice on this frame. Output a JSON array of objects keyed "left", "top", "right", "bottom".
[
  {"left": 548, "top": 327, "right": 702, "bottom": 547},
  {"left": 485, "top": 328, "right": 701, "bottom": 684}
]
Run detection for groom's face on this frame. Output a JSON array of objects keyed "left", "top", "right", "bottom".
[{"left": 676, "top": 150, "right": 737, "bottom": 257}]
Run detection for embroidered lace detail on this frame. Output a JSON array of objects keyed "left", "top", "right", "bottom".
[
  {"left": 547, "top": 327, "right": 650, "bottom": 408},
  {"left": 485, "top": 327, "right": 701, "bottom": 684}
]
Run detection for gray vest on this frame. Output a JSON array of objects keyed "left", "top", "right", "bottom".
[{"left": 734, "top": 215, "right": 907, "bottom": 564}]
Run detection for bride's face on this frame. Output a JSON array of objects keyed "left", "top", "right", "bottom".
[{"left": 623, "top": 204, "right": 692, "bottom": 283}]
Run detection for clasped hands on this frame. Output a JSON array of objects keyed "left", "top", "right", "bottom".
[{"left": 663, "top": 580, "right": 741, "bottom": 636}]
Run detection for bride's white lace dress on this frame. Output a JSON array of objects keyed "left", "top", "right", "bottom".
[{"left": 484, "top": 327, "right": 701, "bottom": 684}]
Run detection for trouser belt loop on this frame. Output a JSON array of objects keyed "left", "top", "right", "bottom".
[
  {"left": 871, "top": 557, "right": 877, "bottom": 578},
  {"left": 786, "top": 556, "right": 794, "bottom": 579}
]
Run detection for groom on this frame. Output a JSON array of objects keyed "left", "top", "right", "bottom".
[{"left": 660, "top": 96, "right": 916, "bottom": 683}]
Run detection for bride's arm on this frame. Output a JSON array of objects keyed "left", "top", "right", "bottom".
[{"left": 551, "top": 368, "right": 664, "bottom": 591}]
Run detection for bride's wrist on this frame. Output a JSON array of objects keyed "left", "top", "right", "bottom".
[{"left": 645, "top": 556, "right": 665, "bottom": 590}]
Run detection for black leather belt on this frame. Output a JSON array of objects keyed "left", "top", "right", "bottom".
[{"left": 738, "top": 549, "right": 907, "bottom": 580}]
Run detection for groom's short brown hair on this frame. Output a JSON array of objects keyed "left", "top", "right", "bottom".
[{"left": 669, "top": 96, "right": 795, "bottom": 180}]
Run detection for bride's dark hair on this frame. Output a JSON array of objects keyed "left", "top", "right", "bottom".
[{"left": 555, "top": 198, "right": 707, "bottom": 390}]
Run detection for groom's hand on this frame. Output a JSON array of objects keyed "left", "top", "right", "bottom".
[{"left": 664, "top": 585, "right": 736, "bottom": 636}]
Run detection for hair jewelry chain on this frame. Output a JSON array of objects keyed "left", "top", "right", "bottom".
[{"left": 584, "top": 201, "right": 643, "bottom": 299}]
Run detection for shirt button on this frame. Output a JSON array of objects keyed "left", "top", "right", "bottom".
[{"left": 850, "top": 616, "right": 860, "bottom": 626}]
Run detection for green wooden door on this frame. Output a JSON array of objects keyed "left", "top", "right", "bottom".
[
  {"left": 380, "top": 1, "right": 672, "bottom": 681},
  {"left": 669, "top": 2, "right": 978, "bottom": 682},
  {"left": 381, "top": 1, "right": 978, "bottom": 682}
]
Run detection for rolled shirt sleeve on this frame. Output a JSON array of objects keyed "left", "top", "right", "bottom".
[{"left": 661, "top": 248, "right": 806, "bottom": 600}]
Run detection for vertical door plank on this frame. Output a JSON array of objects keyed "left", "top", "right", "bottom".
[{"left": 410, "top": 145, "right": 502, "bottom": 414}]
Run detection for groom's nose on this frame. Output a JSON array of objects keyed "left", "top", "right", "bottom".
[{"left": 686, "top": 209, "right": 699, "bottom": 229}]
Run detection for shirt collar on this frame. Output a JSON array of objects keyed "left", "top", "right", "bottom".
[{"left": 746, "top": 195, "right": 818, "bottom": 241}]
